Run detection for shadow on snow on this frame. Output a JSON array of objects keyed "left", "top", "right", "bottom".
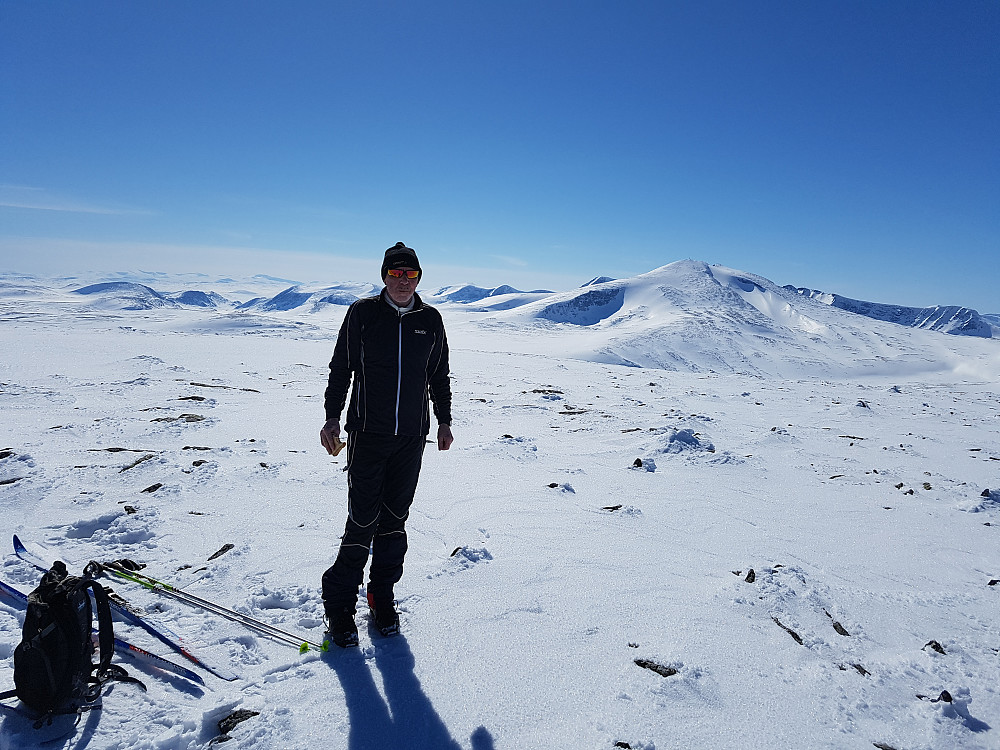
[
  {"left": 0, "top": 698, "right": 102, "bottom": 750},
  {"left": 326, "top": 634, "right": 493, "bottom": 750}
]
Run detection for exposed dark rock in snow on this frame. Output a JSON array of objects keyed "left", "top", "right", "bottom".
[
  {"left": 772, "top": 617, "right": 804, "bottom": 645},
  {"left": 207, "top": 543, "right": 235, "bottom": 561},
  {"left": 151, "top": 413, "right": 206, "bottom": 422},
  {"left": 634, "top": 659, "right": 679, "bottom": 677},
  {"left": 209, "top": 709, "right": 261, "bottom": 744},
  {"left": 119, "top": 453, "right": 156, "bottom": 472}
]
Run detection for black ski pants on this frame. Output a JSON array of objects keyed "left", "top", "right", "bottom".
[{"left": 322, "top": 431, "right": 425, "bottom": 614}]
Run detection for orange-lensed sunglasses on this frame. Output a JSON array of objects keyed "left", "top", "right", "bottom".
[{"left": 387, "top": 269, "right": 420, "bottom": 279}]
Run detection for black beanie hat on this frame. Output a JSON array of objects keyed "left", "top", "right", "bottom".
[{"left": 381, "top": 242, "right": 421, "bottom": 281}]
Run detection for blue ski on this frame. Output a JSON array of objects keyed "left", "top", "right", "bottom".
[
  {"left": 12, "top": 535, "right": 237, "bottom": 682},
  {"left": 0, "top": 579, "right": 205, "bottom": 686}
]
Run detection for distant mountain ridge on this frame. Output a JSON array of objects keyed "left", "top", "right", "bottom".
[
  {"left": 431, "top": 283, "right": 552, "bottom": 304},
  {"left": 237, "top": 282, "right": 380, "bottom": 312},
  {"left": 431, "top": 273, "right": 994, "bottom": 338},
  {"left": 787, "top": 287, "right": 993, "bottom": 338},
  {"left": 11, "top": 264, "right": 990, "bottom": 340},
  {"left": 73, "top": 281, "right": 229, "bottom": 310}
]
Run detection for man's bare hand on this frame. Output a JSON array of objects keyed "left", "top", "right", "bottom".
[
  {"left": 320, "top": 419, "right": 345, "bottom": 456},
  {"left": 437, "top": 423, "right": 454, "bottom": 451}
]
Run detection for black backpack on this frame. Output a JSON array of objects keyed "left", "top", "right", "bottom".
[{"left": 0, "top": 560, "right": 145, "bottom": 727}]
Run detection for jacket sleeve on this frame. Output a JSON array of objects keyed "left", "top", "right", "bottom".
[
  {"left": 324, "top": 302, "right": 361, "bottom": 421},
  {"left": 427, "top": 315, "right": 452, "bottom": 426}
]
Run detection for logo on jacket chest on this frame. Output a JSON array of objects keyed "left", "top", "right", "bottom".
[{"left": 413, "top": 329, "right": 427, "bottom": 335}]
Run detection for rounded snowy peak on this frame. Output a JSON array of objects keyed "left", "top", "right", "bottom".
[
  {"left": 72, "top": 281, "right": 170, "bottom": 310},
  {"left": 580, "top": 276, "right": 617, "bottom": 287}
]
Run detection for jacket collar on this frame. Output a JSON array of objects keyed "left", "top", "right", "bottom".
[{"left": 380, "top": 288, "right": 422, "bottom": 313}]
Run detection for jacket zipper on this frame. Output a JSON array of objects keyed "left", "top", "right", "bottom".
[{"left": 394, "top": 312, "right": 403, "bottom": 435}]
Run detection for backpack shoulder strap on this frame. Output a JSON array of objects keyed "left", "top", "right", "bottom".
[
  {"left": 82, "top": 580, "right": 115, "bottom": 673},
  {"left": 81, "top": 579, "right": 146, "bottom": 693}
]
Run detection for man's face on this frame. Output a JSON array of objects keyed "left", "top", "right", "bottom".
[{"left": 385, "top": 267, "right": 419, "bottom": 306}]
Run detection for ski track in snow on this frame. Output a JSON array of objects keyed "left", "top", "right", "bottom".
[{"left": 0, "top": 270, "right": 998, "bottom": 749}]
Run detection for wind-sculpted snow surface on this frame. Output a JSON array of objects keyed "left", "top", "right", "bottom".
[
  {"left": 1, "top": 270, "right": 999, "bottom": 749},
  {"left": 790, "top": 286, "right": 994, "bottom": 337}
]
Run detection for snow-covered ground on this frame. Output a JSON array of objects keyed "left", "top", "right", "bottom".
[{"left": 1, "top": 263, "right": 998, "bottom": 750}]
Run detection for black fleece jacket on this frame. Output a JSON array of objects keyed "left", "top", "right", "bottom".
[{"left": 324, "top": 290, "right": 452, "bottom": 436}]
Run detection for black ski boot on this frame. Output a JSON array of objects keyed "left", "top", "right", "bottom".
[
  {"left": 367, "top": 592, "right": 400, "bottom": 637},
  {"left": 325, "top": 606, "right": 359, "bottom": 648}
]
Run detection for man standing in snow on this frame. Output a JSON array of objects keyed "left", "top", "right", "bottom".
[{"left": 319, "top": 242, "right": 453, "bottom": 647}]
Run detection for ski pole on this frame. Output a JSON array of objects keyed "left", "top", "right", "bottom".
[{"left": 91, "top": 561, "right": 327, "bottom": 653}]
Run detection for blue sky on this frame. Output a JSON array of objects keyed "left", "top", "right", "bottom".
[{"left": 1, "top": 1, "right": 997, "bottom": 311}]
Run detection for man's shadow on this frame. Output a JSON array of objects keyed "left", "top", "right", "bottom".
[
  {"left": 326, "top": 634, "right": 494, "bottom": 750},
  {"left": 0, "top": 698, "right": 102, "bottom": 750}
]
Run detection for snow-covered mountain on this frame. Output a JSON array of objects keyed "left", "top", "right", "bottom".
[
  {"left": 73, "top": 282, "right": 193, "bottom": 310},
  {"left": 305, "top": 264, "right": 994, "bottom": 342},
  {"left": 73, "top": 282, "right": 232, "bottom": 310},
  {"left": 236, "top": 282, "right": 380, "bottom": 313},
  {"left": 428, "top": 283, "right": 554, "bottom": 311},
  {"left": 789, "top": 286, "right": 993, "bottom": 337},
  {"left": 477, "top": 261, "right": 997, "bottom": 378},
  {"left": 431, "top": 284, "right": 527, "bottom": 303},
  {"left": 168, "top": 290, "right": 230, "bottom": 308},
  {"left": 580, "top": 275, "right": 617, "bottom": 286},
  {"left": 31, "top": 263, "right": 993, "bottom": 339},
  {"left": 6, "top": 264, "right": 997, "bottom": 374},
  {"left": 1, "top": 261, "right": 984, "bottom": 382}
]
